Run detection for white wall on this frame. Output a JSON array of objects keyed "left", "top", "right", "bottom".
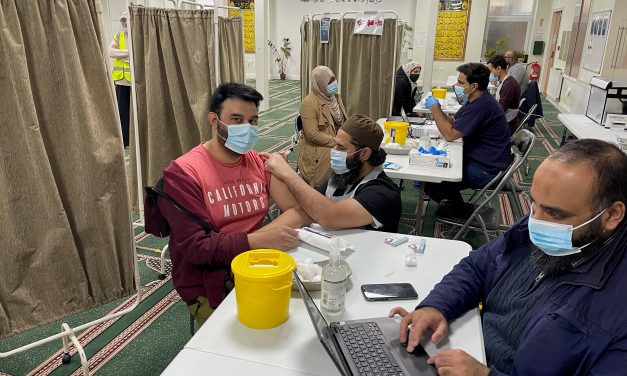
[
  {"left": 527, "top": 0, "right": 552, "bottom": 82},
  {"left": 578, "top": 0, "right": 619, "bottom": 83},
  {"left": 267, "top": 0, "right": 417, "bottom": 80},
  {"left": 542, "top": 0, "right": 627, "bottom": 114}
]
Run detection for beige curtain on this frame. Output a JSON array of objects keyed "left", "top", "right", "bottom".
[
  {"left": 300, "top": 19, "right": 343, "bottom": 100},
  {"left": 219, "top": 16, "right": 245, "bottom": 83},
  {"left": 0, "top": 0, "right": 135, "bottom": 338},
  {"left": 300, "top": 18, "right": 403, "bottom": 120},
  {"left": 128, "top": 7, "right": 216, "bottom": 209}
]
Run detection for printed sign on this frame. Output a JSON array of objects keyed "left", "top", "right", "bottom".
[
  {"left": 321, "top": 14, "right": 330, "bottom": 43},
  {"left": 229, "top": 1, "right": 255, "bottom": 53},
  {"left": 301, "top": 0, "right": 383, "bottom": 3},
  {"left": 353, "top": 11, "right": 384, "bottom": 36},
  {"left": 434, "top": 0, "right": 471, "bottom": 61}
]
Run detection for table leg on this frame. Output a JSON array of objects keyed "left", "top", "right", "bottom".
[{"left": 414, "top": 182, "right": 426, "bottom": 235}]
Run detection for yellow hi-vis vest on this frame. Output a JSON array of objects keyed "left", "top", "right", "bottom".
[{"left": 112, "top": 31, "right": 131, "bottom": 83}]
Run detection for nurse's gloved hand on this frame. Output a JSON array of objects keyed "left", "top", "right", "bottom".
[{"left": 424, "top": 96, "right": 440, "bottom": 110}]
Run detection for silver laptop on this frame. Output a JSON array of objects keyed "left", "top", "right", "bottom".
[{"left": 294, "top": 272, "right": 437, "bottom": 376}]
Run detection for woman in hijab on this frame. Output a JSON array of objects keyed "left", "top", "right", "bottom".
[
  {"left": 298, "top": 65, "right": 348, "bottom": 187},
  {"left": 392, "top": 62, "right": 421, "bottom": 116}
]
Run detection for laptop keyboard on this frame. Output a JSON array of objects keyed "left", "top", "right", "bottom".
[{"left": 337, "top": 322, "right": 404, "bottom": 376}]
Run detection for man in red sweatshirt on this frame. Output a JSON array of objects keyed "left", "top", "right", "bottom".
[{"left": 158, "top": 83, "right": 310, "bottom": 326}]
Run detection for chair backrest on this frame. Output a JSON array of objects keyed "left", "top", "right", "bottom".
[
  {"left": 513, "top": 103, "right": 537, "bottom": 136},
  {"left": 452, "top": 129, "right": 535, "bottom": 241},
  {"left": 510, "top": 129, "right": 535, "bottom": 166},
  {"left": 293, "top": 115, "right": 303, "bottom": 143},
  {"left": 470, "top": 129, "right": 535, "bottom": 209}
]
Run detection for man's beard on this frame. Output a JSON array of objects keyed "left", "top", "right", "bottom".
[
  {"left": 328, "top": 155, "right": 364, "bottom": 193},
  {"left": 530, "top": 217, "right": 608, "bottom": 276}
]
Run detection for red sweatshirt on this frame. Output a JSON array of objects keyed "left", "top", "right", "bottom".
[{"left": 159, "top": 145, "right": 271, "bottom": 307}]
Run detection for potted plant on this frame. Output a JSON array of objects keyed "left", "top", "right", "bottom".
[
  {"left": 268, "top": 37, "right": 291, "bottom": 80},
  {"left": 483, "top": 37, "right": 510, "bottom": 61}
]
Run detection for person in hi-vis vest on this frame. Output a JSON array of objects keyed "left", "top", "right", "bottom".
[{"left": 108, "top": 10, "right": 131, "bottom": 148}]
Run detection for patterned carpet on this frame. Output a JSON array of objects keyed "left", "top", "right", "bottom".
[{"left": 0, "top": 79, "right": 564, "bottom": 375}]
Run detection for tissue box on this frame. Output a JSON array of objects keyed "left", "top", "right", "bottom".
[
  {"left": 408, "top": 149, "right": 450, "bottom": 168},
  {"left": 409, "top": 153, "right": 436, "bottom": 166},
  {"left": 615, "top": 134, "right": 627, "bottom": 151}
]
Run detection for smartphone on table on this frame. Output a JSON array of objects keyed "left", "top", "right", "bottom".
[{"left": 361, "top": 283, "right": 418, "bottom": 301}]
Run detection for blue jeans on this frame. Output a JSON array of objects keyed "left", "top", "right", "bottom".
[{"left": 424, "top": 161, "right": 498, "bottom": 204}]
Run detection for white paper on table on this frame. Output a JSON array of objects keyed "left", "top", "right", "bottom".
[{"left": 297, "top": 227, "right": 355, "bottom": 253}]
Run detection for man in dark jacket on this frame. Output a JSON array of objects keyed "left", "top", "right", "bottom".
[{"left": 391, "top": 139, "right": 627, "bottom": 375}]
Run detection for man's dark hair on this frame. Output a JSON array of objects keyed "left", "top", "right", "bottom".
[
  {"left": 456, "top": 63, "right": 489, "bottom": 91},
  {"left": 487, "top": 55, "right": 508, "bottom": 71},
  {"left": 550, "top": 139, "right": 627, "bottom": 212},
  {"left": 209, "top": 83, "right": 263, "bottom": 115},
  {"left": 349, "top": 138, "right": 387, "bottom": 167}
]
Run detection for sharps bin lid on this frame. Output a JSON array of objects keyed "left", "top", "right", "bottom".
[{"left": 231, "top": 249, "right": 295, "bottom": 281}]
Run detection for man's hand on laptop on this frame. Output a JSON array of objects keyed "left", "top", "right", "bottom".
[
  {"left": 388, "top": 306, "right": 448, "bottom": 353},
  {"left": 427, "top": 349, "right": 489, "bottom": 376}
]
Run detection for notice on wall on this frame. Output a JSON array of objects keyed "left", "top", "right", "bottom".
[
  {"left": 353, "top": 11, "right": 384, "bottom": 36},
  {"left": 582, "top": 10, "right": 611, "bottom": 73},
  {"left": 434, "top": 0, "right": 471, "bottom": 61},
  {"left": 229, "top": 1, "right": 255, "bottom": 53}
]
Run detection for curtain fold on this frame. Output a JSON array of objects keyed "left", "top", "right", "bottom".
[
  {"left": 0, "top": 0, "right": 134, "bottom": 338},
  {"left": 219, "top": 16, "right": 245, "bottom": 84},
  {"left": 339, "top": 18, "right": 403, "bottom": 120},
  {"left": 300, "top": 18, "right": 403, "bottom": 120},
  {"left": 128, "top": 6, "right": 216, "bottom": 210},
  {"left": 300, "top": 19, "right": 342, "bottom": 100}
]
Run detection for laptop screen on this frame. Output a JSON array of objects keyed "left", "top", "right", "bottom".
[
  {"left": 400, "top": 107, "right": 409, "bottom": 123},
  {"left": 293, "top": 272, "right": 351, "bottom": 376}
]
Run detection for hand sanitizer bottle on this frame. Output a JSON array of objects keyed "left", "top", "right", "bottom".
[{"left": 321, "top": 248, "right": 347, "bottom": 313}]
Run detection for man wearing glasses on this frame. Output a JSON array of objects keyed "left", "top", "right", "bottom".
[{"left": 504, "top": 50, "right": 529, "bottom": 94}]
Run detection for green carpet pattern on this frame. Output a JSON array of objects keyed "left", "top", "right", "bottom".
[{"left": 0, "top": 79, "right": 563, "bottom": 375}]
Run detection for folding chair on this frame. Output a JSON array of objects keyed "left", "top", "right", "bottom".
[
  {"left": 434, "top": 129, "right": 536, "bottom": 243},
  {"left": 287, "top": 114, "right": 303, "bottom": 173},
  {"left": 513, "top": 103, "right": 537, "bottom": 176}
]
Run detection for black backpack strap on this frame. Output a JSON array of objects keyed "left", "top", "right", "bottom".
[{"left": 147, "top": 177, "right": 215, "bottom": 233}]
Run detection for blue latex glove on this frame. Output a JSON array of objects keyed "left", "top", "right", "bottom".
[{"left": 424, "top": 96, "right": 440, "bottom": 110}]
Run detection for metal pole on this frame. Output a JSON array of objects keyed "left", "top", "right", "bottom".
[{"left": 126, "top": 4, "right": 145, "bottom": 224}]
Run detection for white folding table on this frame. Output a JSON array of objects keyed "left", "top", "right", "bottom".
[
  {"left": 377, "top": 119, "right": 464, "bottom": 233},
  {"left": 558, "top": 113, "right": 620, "bottom": 143},
  {"left": 163, "top": 229, "right": 485, "bottom": 376}
]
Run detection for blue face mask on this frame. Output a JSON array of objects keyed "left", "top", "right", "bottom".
[
  {"left": 330, "top": 148, "right": 361, "bottom": 175},
  {"left": 528, "top": 207, "right": 606, "bottom": 257},
  {"left": 327, "top": 81, "right": 339, "bottom": 96},
  {"left": 217, "top": 119, "right": 259, "bottom": 155},
  {"left": 453, "top": 84, "right": 472, "bottom": 104},
  {"left": 489, "top": 73, "right": 497, "bottom": 82}
]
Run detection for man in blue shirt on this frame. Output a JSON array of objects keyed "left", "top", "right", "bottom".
[{"left": 424, "top": 63, "right": 512, "bottom": 212}]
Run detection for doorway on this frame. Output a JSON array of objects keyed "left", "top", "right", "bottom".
[{"left": 542, "top": 10, "right": 562, "bottom": 93}]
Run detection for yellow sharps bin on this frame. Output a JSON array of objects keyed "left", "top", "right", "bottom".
[
  {"left": 383, "top": 121, "right": 409, "bottom": 145},
  {"left": 231, "top": 249, "right": 295, "bottom": 329}
]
